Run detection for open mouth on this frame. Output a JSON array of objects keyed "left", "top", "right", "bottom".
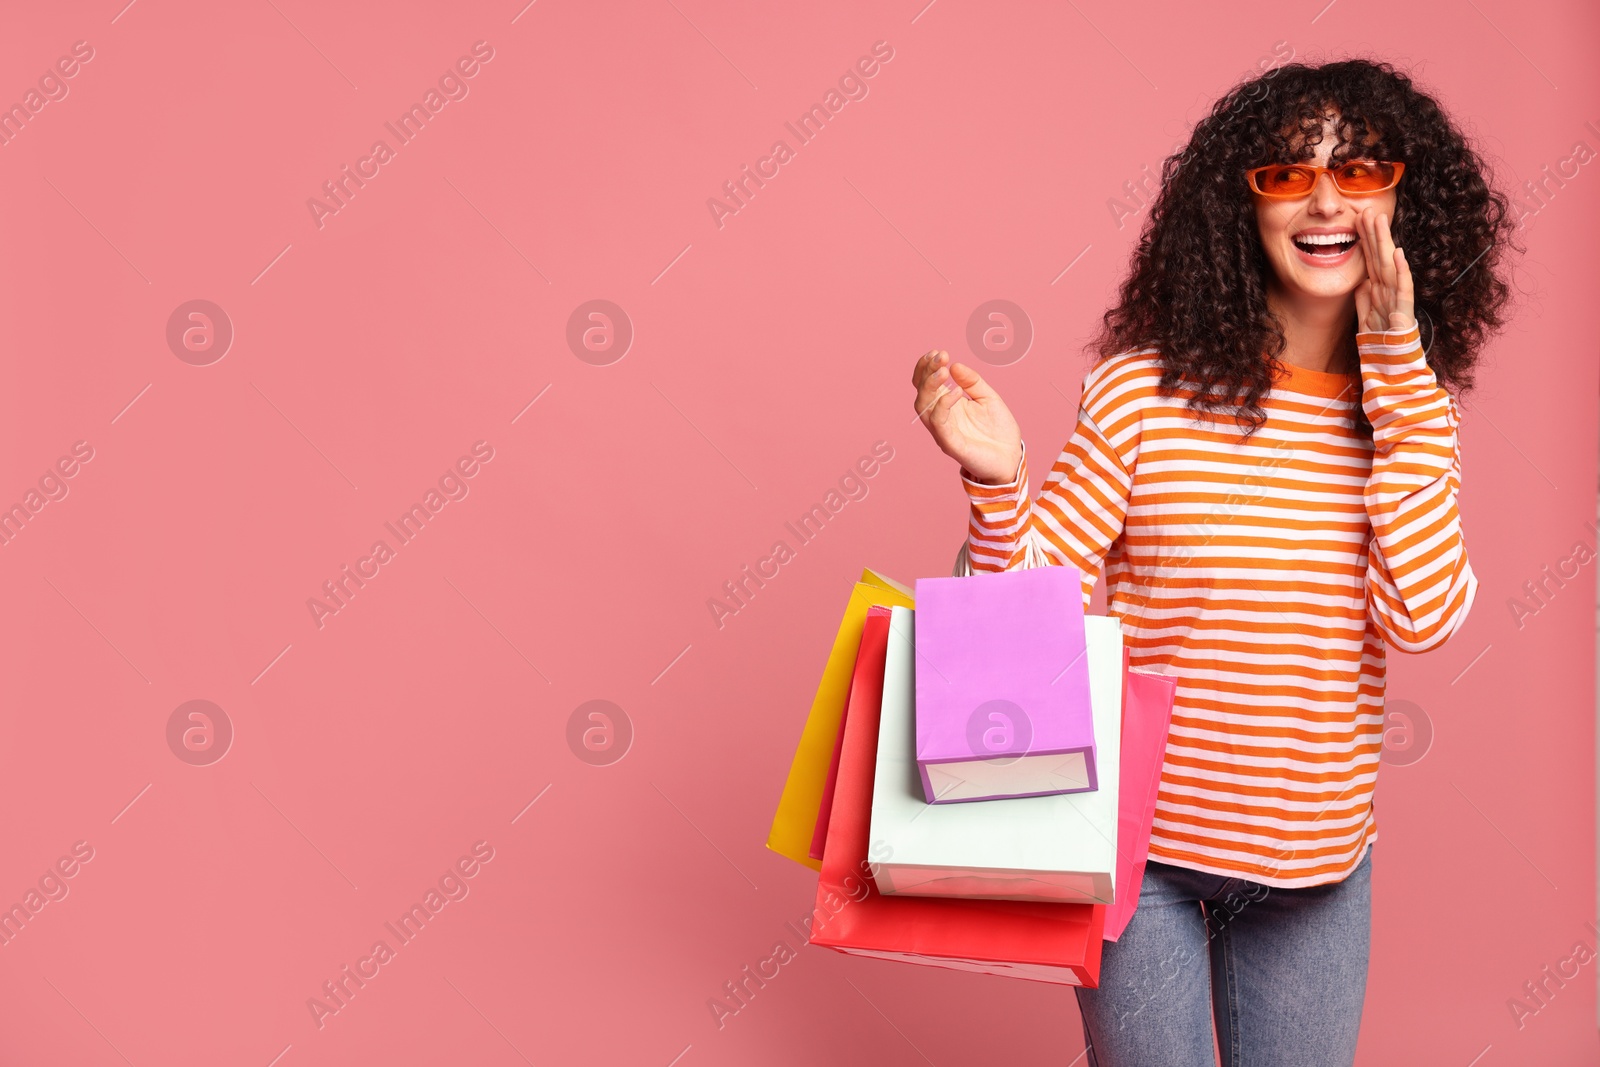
[{"left": 1292, "top": 233, "right": 1358, "bottom": 258}]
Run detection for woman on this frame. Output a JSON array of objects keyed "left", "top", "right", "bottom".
[{"left": 910, "top": 58, "right": 1518, "bottom": 1065}]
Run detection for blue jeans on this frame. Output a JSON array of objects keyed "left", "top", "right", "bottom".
[{"left": 1074, "top": 843, "right": 1373, "bottom": 1067}]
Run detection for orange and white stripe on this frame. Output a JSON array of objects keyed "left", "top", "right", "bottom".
[{"left": 960, "top": 321, "right": 1476, "bottom": 888}]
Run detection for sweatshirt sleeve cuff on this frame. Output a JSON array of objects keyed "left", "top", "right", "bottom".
[
  {"left": 960, "top": 441, "right": 1027, "bottom": 501},
  {"left": 1355, "top": 320, "right": 1423, "bottom": 356}
]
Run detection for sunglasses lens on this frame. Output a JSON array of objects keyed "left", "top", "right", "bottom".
[
  {"left": 1335, "top": 160, "right": 1397, "bottom": 192},
  {"left": 1256, "top": 165, "right": 1316, "bottom": 195}
]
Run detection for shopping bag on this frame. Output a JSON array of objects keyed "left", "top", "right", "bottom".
[
  {"left": 809, "top": 605, "right": 893, "bottom": 861},
  {"left": 807, "top": 608, "right": 1105, "bottom": 986},
  {"left": 913, "top": 567, "right": 1097, "bottom": 803},
  {"left": 1104, "top": 654, "right": 1177, "bottom": 941},
  {"left": 870, "top": 608, "right": 1122, "bottom": 903},
  {"left": 767, "top": 568, "right": 913, "bottom": 870}
]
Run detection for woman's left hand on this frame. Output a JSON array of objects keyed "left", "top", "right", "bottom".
[{"left": 1353, "top": 206, "right": 1416, "bottom": 333}]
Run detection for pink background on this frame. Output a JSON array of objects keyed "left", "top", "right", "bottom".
[{"left": 0, "top": 0, "right": 1596, "bottom": 1063}]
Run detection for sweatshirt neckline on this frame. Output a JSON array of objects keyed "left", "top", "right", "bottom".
[{"left": 1273, "top": 359, "right": 1360, "bottom": 400}]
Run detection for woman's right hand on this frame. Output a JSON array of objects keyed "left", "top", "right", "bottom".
[{"left": 910, "top": 350, "right": 1024, "bottom": 485}]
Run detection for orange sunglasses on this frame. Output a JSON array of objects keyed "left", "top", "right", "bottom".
[{"left": 1245, "top": 160, "right": 1405, "bottom": 199}]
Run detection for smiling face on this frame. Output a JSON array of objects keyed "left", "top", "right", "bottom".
[{"left": 1253, "top": 111, "right": 1397, "bottom": 309}]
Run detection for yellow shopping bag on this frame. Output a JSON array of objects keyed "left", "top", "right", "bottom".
[{"left": 766, "top": 567, "right": 914, "bottom": 870}]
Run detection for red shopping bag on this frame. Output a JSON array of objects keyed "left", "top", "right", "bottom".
[
  {"left": 806, "top": 610, "right": 1105, "bottom": 986},
  {"left": 1105, "top": 651, "right": 1178, "bottom": 941},
  {"left": 768, "top": 571, "right": 913, "bottom": 870},
  {"left": 809, "top": 606, "right": 891, "bottom": 861}
]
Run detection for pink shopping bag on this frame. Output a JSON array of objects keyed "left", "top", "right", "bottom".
[{"left": 1104, "top": 647, "right": 1178, "bottom": 941}]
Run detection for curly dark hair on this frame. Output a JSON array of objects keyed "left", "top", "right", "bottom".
[{"left": 1088, "top": 56, "right": 1521, "bottom": 439}]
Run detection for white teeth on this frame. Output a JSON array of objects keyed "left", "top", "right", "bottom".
[{"left": 1295, "top": 232, "right": 1356, "bottom": 246}]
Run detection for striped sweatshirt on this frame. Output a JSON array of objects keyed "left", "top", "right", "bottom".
[{"left": 960, "top": 320, "right": 1477, "bottom": 888}]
